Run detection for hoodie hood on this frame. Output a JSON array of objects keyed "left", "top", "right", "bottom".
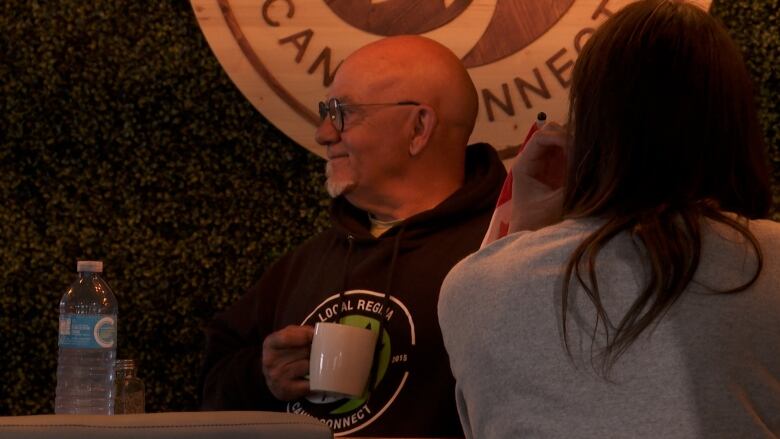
[{"left": 329, "top": 143, "right": 506, "bottom": 242}]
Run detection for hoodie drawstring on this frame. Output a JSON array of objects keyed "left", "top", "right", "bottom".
[
  {"left": 368, "top": 226, "right": 404, "bottom": 391},
  {"left": 333, "top": 228, "right": 403, "bottom": 393},
  {"left": 335, "top": 234, "right": 355, "bottom": 324}
]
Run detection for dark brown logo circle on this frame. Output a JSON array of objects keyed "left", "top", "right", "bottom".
[
  {"left": 324, "top": 0, "right": 576, "bottom": 68},
  {"left": 324, "top": 0, "right": 472, "bottom": 36},
  {"left": 461, "top": 0, "right": 575, "bottom": 67}
]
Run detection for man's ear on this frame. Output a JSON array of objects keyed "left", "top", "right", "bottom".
[{"left": 409, "top": 105, "right": 437, "bottom": 157}]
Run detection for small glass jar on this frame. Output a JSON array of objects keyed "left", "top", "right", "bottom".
[{"left": 114, "top": 359, "right": 145, "bottom": 414}]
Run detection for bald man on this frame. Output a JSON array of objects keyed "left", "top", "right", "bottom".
[{"left": 199, "top": 36, "right": 506, "bottom": 437}]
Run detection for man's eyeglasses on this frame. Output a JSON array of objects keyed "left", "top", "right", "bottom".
[{"left": 318, "top": 98, "right": 420, "bottom": 132}]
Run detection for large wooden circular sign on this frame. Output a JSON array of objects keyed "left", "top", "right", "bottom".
[{"left": 192, "top": 0, "right": 711, "bottom": 160}]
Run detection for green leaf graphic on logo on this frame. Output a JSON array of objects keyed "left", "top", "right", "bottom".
[{"left": 330, "top": 314, "right": 391, "bottom": 415}]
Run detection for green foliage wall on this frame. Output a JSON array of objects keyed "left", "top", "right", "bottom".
[
  {"left": 0, "top": 0, "right": 330, "bottom": 415},
  {"left": 0, "top": 0, "right": 778, "bottom": 415}
]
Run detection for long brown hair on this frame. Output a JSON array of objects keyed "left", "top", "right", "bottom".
[{"left": 562, "top": 0, "right": 771, "bottom": 373}]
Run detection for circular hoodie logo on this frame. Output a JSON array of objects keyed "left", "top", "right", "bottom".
[
  {"left": 287, "top": 290, "right": 414, "bottom": 436},
  {"left": 191, "top": 0, "right": 711, "bottom": 160}
]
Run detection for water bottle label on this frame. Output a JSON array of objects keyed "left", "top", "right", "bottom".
[{"left": 59, "top": 314, "right": 117, "bottom": 349}]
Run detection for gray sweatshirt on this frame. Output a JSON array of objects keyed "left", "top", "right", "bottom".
[{"left": 439, "top": 216, "right": 780, "bottom": 438}]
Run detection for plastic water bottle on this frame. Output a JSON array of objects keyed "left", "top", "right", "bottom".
[{"left": 55, "top": 260, "right": 118, "bottom": 414}]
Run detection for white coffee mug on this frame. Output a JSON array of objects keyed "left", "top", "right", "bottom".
[{"left": 309, "top": 322, "right": 378, "bottom": 398}]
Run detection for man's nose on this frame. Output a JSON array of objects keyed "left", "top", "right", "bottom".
[{"left": 315, "top": 117, "right": 340, "bottom": 146}]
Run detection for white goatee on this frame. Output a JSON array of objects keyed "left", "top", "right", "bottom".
[{"left": 325, "top": 161, "right": 356, "bottom": 198}]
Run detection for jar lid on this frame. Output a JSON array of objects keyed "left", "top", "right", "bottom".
[{"left": 116, "top": 359, "right": 137, "bottom": 369}]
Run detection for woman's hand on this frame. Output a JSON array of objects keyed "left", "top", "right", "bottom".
[{"left": 509, "top": 122, "right": 568, "bottom": 232}]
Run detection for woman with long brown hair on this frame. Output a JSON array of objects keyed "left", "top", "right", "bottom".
[{"left": 439, "top": 1, "right": 780, "bottom": 437}]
